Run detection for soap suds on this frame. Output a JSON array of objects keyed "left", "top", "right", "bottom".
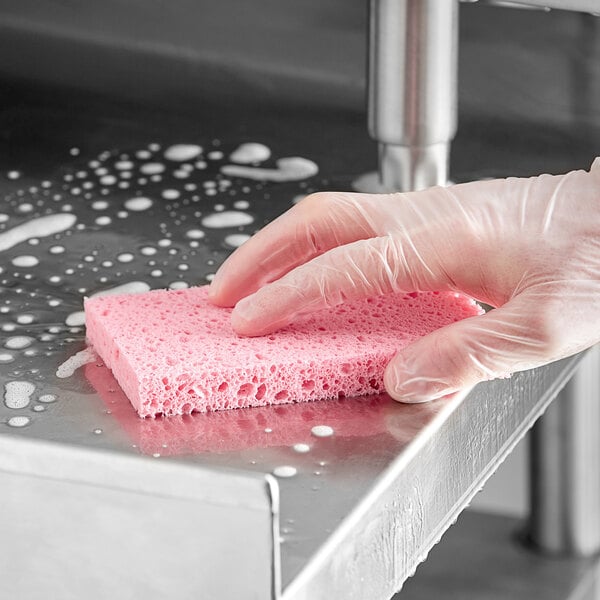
[
  {"left": 201, "top": 211, "right": 254, "bottom": 228},
  {"left": 0, "top": 213, "right": 77, "bottom": 252},
  {"left": 221, "top": 157, "right": 318, "bottom": 182},
  {"left": 229, "top": 143, "right": 271, "bottom": 164},
  {"left": 4, "top": 381, "right": 36, "bottom": 409},
  {"left": 56, "top": 347, "right": 97, "bottom": 378}
]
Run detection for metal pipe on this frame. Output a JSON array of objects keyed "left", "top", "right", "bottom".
[
  {"left": 528, "top": 345, "right": 600, "bottom": 556},
  {"left": 368, "top": 0, "right": 459, "bottom": 192}
]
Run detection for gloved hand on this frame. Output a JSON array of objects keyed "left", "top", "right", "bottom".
[{"left": 209, "top": 158, "right": 600, "bottom": 403}]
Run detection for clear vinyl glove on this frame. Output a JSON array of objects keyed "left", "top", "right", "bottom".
[{"left": 208, "top": 158, "right": 600, "bottom": 403}]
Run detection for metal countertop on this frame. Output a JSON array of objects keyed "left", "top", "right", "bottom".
[{"left": 0, "top": 86, "right": 590, "bottom": 599}]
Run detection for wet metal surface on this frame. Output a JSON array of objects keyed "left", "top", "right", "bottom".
[{"left": 0, "top": 86, "right": 591, "bottom": 598}]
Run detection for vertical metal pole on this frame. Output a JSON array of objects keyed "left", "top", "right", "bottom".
[
  {"left": 367, "top": 0, "right": 459, "bottom": 192},
  {"left": 528, "top": 345, "right": 600, "bottom": 556}
]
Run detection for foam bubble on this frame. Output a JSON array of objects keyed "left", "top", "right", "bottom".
[
  {"left": 7, "top": 171, "right": 21, "bottom": 180},
  {"left": 201, "top": 211, "right": 253, "bottom": 228},
  {"left": 4, "top": 380, "right": 35, "bottom": 409},
  {"left": 224, "top": 233, "right": 251, "bottom": 248},
  {"left": 0, "top": 213, "right": 77, "bottom": 252},
  {"left": 162, "top": 189, "right": 180, "bottom": 200},
  {"left": 92, "top": 200, "right": 109, "bottom": 210},
  {"left": 221, "top": 157, "right": 318, "bottom": 182},
  {"left": 140, "top": 163, "right": 165, "bottom": 175},
  {"left": 115, "top": 160, "right": 134, "bottom": 170},
  {"left": 7, "top": 416, "right": 30, "bottom": 427},
  {"left": 5, "top": 336, "right": 34, "bottom": 349},
  {"left": 164, "top": 145, "right": 202, "bottom": 162},
  {"left": 95, "top": 216, "right": 112, "bottom": 226},
  {"left": 185, "top": 229, "right": 205, "bottom": 240},
  {"left": 56, "top": 347, "right": 97, "bottom": 378},
  {"left": 11, "top": 255, "right": 39, "bottom": 267},
  {"left": 273, "top": 466, "right": 297, "bottom": 478},
  {"left": 0, "top": 353, "right": 14, "bottom": 363},
  {"left": 169, "top": 281, "right": 189, "bottom": 290},
  {"left": 140, "top": 246, "right": 157, "bottom": 256},
  {"left": 38, "top": 394, "right": 57, "bottom": 403},
  {"left": 100, "top": 175, "right": 117, "bottom": 186},
  {"left": 124, "top": 197, "right": 153, "bottom": 211},
  {"left": 229, "top": 143, "right": 271, "bottom": 164},
  {"left": 311, "top": 425, "right": 334, "bottom": 438},
  {"left": 117, "top": 253, "right": 134, "bottom": 263},
  {"left": 16, "top": 314, "right": 34, "bottom": 325},
  {"left": 292, "top": 443, "right": 311, "bottom": 453},
  {"left": 0, "top": 214, "right": 8, "bottom": 223}
]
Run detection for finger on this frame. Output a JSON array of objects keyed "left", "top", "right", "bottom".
[
  {"left": 231, "top": 234, "right": 459, "bottom": 336},
  {"left": 208, "top": 191, "right": 400, "bottom": 307},
  {"left": 383, "top": 292, "right": 564, "bottom": 403}
]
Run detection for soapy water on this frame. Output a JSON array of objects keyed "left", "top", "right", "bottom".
[{"left": 0, "top": 138, "right": 322, "bottom": 428}]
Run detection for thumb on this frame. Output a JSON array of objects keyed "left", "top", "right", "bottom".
[{"left": 384, "top": 293, "right": 553, "bottom": 403}]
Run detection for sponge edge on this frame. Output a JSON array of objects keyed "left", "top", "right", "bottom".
[{"left": 84, "top": 286, "right": 482, "bottom": 418}]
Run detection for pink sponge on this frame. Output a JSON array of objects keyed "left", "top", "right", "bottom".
[{"left": 84, "top": 286, "right": 482, "bottom": 418}]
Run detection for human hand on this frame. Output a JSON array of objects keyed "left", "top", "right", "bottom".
[{"left": 209, "top": 158, "right": 600, "bottom": 402}]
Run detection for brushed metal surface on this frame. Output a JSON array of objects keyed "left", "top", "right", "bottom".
[
  {"left": 0, "top": 437, "right": 280, "bottom": 600},
  {"left": 0, "top": 82, "right": 595, "bottom": 598}
]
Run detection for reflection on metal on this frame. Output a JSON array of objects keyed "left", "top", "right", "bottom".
[
  {"left": 397, "top": 511, "right": 600, "bottom": 600},
  {"left": 528, "top": 345, "right": 600, "bottom": 556},
  {"left": 281, "top": 357, "right": 582, "bottom": 599},
  {"left": 368, "top": 0, "right": 458, "bottom": 191}
]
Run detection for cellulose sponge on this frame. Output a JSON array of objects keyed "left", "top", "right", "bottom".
[{"left": 84, "top": 286, "right": 482, "bottom": 418}]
